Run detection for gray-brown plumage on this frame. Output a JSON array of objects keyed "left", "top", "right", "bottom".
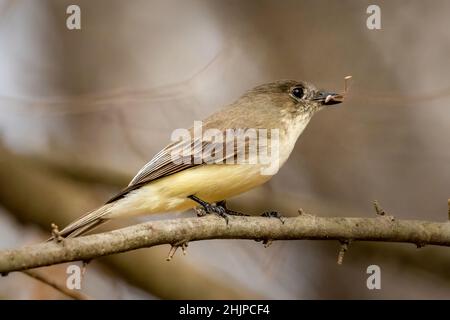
[{"left": 52, "top": 80, "right": 343, "bottom": 239}]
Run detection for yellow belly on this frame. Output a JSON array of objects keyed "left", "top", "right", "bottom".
[{"left": 107, "top": 164, "right": 273, "bottom": 218}]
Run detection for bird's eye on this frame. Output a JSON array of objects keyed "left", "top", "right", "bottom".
[{"left": 291, "top": 87, "right": 304, "bottom": 99}]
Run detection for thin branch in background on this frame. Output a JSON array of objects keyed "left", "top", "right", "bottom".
[
  {"left": 0, "top": 47, "right": 227, "bottom": 115},
  {"left": 22, "top": 270, "right": 90, "bottom": 300}
]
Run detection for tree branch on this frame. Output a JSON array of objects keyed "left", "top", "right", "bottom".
[{"left": 1, "top": 214, "right": 450, "bottom": 274}]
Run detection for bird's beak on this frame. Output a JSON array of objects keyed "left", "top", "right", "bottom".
[{"left": 313, "top": 90, "right": 344, "bottom": 106}]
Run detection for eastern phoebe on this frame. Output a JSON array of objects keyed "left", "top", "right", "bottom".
[{"left": 55, "top": 80, "right": 343, "bottom": 238}]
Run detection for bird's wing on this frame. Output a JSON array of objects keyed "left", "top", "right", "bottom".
[
  {"left": 53, "top": 129, "right": 259, "bottom": 238},
  {"left": 105, "top": 129, "right": 256, "bottom": 204}
]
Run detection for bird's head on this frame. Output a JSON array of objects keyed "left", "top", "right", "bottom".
[{"left": 244, "top": 79, "right": 344, "bottom": 120}]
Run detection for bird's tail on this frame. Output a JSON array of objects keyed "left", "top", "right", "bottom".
[{"left": 47, "top": 203, "right": 115, "bottom": 241}]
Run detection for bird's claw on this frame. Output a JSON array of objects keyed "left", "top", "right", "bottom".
[
  {"left": 204, "top": 203, "right": 229, "bottom": 224},
  {"left": 189, "top": 195, "right": 230, "bottom": 224}
]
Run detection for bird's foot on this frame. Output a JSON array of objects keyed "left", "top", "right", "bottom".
[
  {"left": 188, "top": 195, "right": 230, "bottom": 224},
  {"left": 261, "top": 211, "right": 285, "bottom": 224},
  {"left": 204, "top": 203, "right": 230, "bottom": 224},
  {"left": 216, "top": 200, "right": 250, "bottom": 217}
]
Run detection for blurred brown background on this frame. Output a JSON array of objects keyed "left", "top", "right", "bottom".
[{"left": 0, "top": 0, "right": 449, "bottom": 299}]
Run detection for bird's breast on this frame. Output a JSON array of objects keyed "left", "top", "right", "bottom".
[
  {"left": 278, "top": 116, "right": 311, "bottom": 165},
  {"left": 108, "top": 164, "right": 272, "bottom": 217}
]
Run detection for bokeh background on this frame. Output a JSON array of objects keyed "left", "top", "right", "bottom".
[{"left": 0, "top": 0, "right": 450, "bottom": 299}]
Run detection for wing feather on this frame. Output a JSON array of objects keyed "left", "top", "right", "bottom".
[{"left": 105, "top": 129, "right": 258, "bottom": 204}]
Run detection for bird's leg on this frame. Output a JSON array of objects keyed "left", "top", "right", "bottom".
[
  {"left": 216, "top": 200, "right": 250, "bottom": 217},
  {"left": 261, "top": 211, "right": 286, "bottom": 224},
  {"left": 188, "top": 195, "right": 229, "bottom": 224}
]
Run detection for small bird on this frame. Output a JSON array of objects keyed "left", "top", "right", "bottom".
[{"left": 55, "top": 80, "right": 343, "bottom": 238}]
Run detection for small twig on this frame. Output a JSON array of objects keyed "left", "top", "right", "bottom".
[
  {"left": 23, "top": 269, "right": 90, "bottom": 300},
  {"left": 166, "top": 246, "right": 178, "bottom": 261},
  {"left": 166, "top": 241, "right": 189, "bottom": 261},
  {"left": 337, "top": 240, "right": 350, "bottom": 265},
  {"left": 51, "top": 223, "right": 64, "bottom": 243},
  {"left": 81, "top": 260, "right": 90, "bottom": 276},
  {"left": 80, "top": 260, "right": 90, "bottom": 287},
  {"left": 298, "top": 208, "right": 314, "bottom": 217},
  {"left": 373, "top": 200, "right": 395, "bottom": 221},
  {"left": 181, "top": 243, "right": 188, "bottom": 255},
  {"left": 373, "top": 200, "right": 386, "bottom": 216}
]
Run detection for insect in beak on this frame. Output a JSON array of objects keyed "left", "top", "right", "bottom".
[
  {"left": 313, "top": 91, "right": 344, "bottom": 105},
  {"left": 314, "top": 75, "right": 352, "bottom": 106}
]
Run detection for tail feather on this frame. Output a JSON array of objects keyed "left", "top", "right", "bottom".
[{"left": 48, "top": 203, "right": 114, "bottom": 241}]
